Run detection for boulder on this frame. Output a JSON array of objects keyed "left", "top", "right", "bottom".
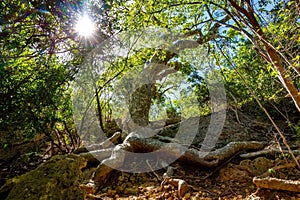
[{"left": 0, "top": 154, "right": 87, "bottom": 200}]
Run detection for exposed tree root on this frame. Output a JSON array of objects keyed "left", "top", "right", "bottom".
[
  {"left": 240, "top": 148, "right": 300, "bottom": 159},
  {"left": 92, "top": 145, "right": 126, "bottom": 188},
  {"left": 253, "top": 177, "right": 300, "bottom": 192},
  {"left": 80, "top": 148, "right": 113, "bottom": 164},
  {"left": 74, "top": 132, "right": 121, "bottom": 154},
  {"left": 87, "top": 131, "right": 266, "bottom": 188}
]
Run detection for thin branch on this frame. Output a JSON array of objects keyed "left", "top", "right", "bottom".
[
  {"left": 214, "top": 39, "right": 300, "bottom": 170},
  {"left": 204, "top": 4, "right": 254, "bottom": 42},
  {"left": 150, "top": 2, "right": 204, "bottom": 14}
]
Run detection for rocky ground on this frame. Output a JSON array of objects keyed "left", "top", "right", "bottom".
[
  {"left": 1, "top": 107, "right": 300, "bottom": 199},
  {"left": 86, "top": 156, "right": 300, "bottom": 200},
  {"left": 1, "top": 151, "right": 300, "bottom": 200}
]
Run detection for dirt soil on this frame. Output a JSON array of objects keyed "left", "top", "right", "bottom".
[{"left": 90, "top": 158, "right": 300, "bottom": 200}]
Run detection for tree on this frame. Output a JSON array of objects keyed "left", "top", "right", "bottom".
[
  {"left": 0, "top": 0, "right": 87, "bottom": 151},
  {"left": 91, "top": 0, "right": 299, "bottom": 113},
  {"left": 225, "top": 0, "right": 300, "bottom": 110}
]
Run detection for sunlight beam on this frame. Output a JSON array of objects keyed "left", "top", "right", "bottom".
[{"left": 75, "top": 15, "right": 95, "bottom": 37}]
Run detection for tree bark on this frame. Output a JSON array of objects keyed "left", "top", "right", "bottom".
[
  {"left": 128, "top": 83, "right": 152, "bottom": 127},
  {"left": 253, "top": 177, "right": 300, "bottom": 192},
  {"left": 125, "top": 15, "right": 231, "bottom": 131},
  {"left": 90, "top": 129, "right": 265, "bottom": 188}
]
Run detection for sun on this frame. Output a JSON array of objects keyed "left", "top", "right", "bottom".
[{"left": 75, "top": 15, "right": 95, "bottom": 37}]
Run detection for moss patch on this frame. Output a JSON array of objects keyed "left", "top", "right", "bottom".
[{"left": 0, "top": 154, "right": 87, "bottom": 200}]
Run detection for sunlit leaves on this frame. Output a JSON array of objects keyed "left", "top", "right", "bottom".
[{"left": 0, "top": 0, "right": 83, "bottom": 144}]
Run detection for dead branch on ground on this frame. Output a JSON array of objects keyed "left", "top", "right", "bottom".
[{"left": 253, "top": 177, "right": 300, "bottom": 192}]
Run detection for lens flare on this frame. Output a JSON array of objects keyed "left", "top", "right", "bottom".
[{"left": 75, "top": 15, "right": 95, "bottom": 37}]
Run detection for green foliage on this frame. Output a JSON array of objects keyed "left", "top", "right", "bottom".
[
  {"left": 3, "top": 143, "right": 8, "bottom": 149},
  {"left": 1, "top": 0, "right": 299, "bottom": 151},
  {"left": 89, "top": 0, "right": 299, "bottom": 122},
  {"left": 268, "top": 168, "right": 276, "bottom": 175},
  {"left": 221, "top": 43, "right": 283, "bottom": 107},
  {"left": 0, "top": 0, "right": 84, "bottom": 150}
]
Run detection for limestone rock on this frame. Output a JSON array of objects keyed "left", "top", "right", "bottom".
[
  {"left": 219, "top": 157, "right": 273, "bottom": 182},
  {"left": 0, "top": 154, "right": 87, "bottom": 200},
  {"left": 240, "top": 157, "right": 273, "bottom": 176}
]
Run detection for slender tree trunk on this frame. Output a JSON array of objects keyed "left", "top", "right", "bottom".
[
  {"left": 264, "top": 46, "right": 300, "bottom": 111},
  {"left": 95, "top": 88, "right": 104, "bottom": 131}
]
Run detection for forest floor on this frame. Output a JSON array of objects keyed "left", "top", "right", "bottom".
[
  {"left": 90, "top": 159, "right": 300, "bottom": 200},
  {"left": 1, "top": 104, "right": 300, "bottom": 199},
  {"left": 2, "top": 151, "right": 300, "bottom": 200},
  {"left": 86, "top": 105, "right": 300, "bottom": 199}
]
